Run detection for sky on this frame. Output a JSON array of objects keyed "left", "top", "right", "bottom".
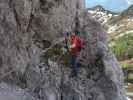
[{"left": 85, "top": 0, "right": 133, "bottom": 12}]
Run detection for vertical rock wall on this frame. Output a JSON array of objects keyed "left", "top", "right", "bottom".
[{"left": 0, "top": 0, "right": 126, "bottom": 100}]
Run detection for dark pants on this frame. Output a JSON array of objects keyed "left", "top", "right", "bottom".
[{"left": 70, "top": 55, "right": 80, "bottom": 76}]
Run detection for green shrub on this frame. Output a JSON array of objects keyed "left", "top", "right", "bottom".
[
  {"left": 110, "top": 33, "right": 133, "bottom": 60},
  {"left": 120, "top": 62, "right": 133, "bottom": 69}
]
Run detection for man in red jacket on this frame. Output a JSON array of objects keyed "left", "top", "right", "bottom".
[{"left": 69, "top": 31, "right": 84, "bottom": 77}]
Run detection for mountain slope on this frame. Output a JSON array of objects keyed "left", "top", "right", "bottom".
[
  {"left": 88, "top": 5, "right": 117, "bottom": 14},
  {"left": 88, "top": 5, "right": 133, "bottom": 39},
  {"left": 88, "top": 5, "right": 118, "bottom": 25},
  {"left": 121, "top": 5, "right": 133, "bottom": 17}
]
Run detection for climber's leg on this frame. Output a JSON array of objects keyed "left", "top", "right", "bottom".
[
  {"left": 75, "top": 61, "right": 81, "bottom": 73},
  {"left": 70, "top": 55, "right": 76, "bottom": 67},
  {"left": 70, "top": 55, "right": 78, "bottom": 77},
  {"left": 74, "top": 58, "right": 81, "bottom": 76}
]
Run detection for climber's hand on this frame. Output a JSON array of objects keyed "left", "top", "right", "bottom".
[{"left": 62, "top": 47, "right": 67, "bottom": 54}]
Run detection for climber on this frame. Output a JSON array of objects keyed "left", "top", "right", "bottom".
[{"left": 67, "top": 31, "right": 85, "bottom": 77}]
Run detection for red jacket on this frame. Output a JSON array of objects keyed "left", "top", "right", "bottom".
[{"left": 70, "top": 35, "right": 82, "bottom": 55}]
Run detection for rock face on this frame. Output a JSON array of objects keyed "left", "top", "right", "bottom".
[
  {"left": 0, "top": 0, "right": 126, "bottom": 100},
  {"left": 0, "top": 83, "right": 36, "bottom": 100}
]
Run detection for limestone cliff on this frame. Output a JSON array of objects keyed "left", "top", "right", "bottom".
[{"left": 0, "top": 0, "right": 126, "bottom": 100}]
